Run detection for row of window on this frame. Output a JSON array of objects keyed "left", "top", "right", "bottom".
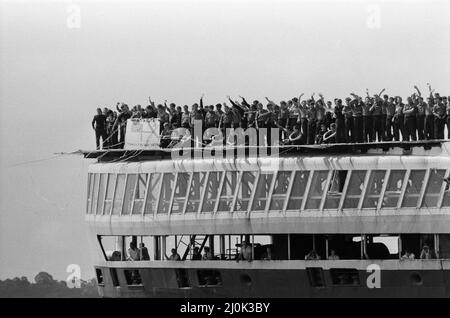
[{"left": 86, "top": 168, "right": 450, "bottom": 215}]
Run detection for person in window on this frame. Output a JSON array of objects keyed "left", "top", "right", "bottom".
[
  {"left": 202, "top": 247, "right": 214, "bottom": 260},
  {"left": 92, "top": 108, "right": 107, "bottom": 150},
  {"left": 262, "top": 246, "right": 273, "bottom": 260},
  {"left": 236, "top": 241, "right": 252, "bottom": 262},
  {"left": 110, "top": 251, "right": 122, "bottom": 261},
  {"left": 327, "top": 249, "right": 340, "bottom": 260},
  {"left": 139, "top": 243, "right": 150, "bottom": 261},
  {"left": 400, "top": 249, "right": 415, "bottom": 260},
  {"left": 192, "top": 247, "right": 202, "bottom": 260},
  {"left": 168, "top": 248, "right": 181, "bottom": 261},
  {"left": 305, "top": 249, "right": 321, "bottom": 260},
  {"left": 127, "top": 242, "right": 140, "bottom": 261},
  {"left": 420, "top": 245, "right": 436, "bottom": 259}
]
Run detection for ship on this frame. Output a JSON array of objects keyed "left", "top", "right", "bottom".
[{"left": 79, "top": 121, "right": 450, "bottom": 298}]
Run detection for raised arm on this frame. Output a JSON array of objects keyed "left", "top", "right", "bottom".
[
  {"left": 378, "top": 88, "right": 386, "bottom": 96},
  {"left": 318, "top": 93, "right": 326, "bottom": 103},
  {"left": 200, "top": 94, "right": 204, "bottom": 109},
  {"left": 228, "top": 96, "right": 239, "bottom": 108},
  {"left": 148, "top": 97, "right": 155, "bottom": 108},
  {"left": 265, "top": 97, "right": 277, "bottom": 106},
  {"left": 414, "top": 85, "right": 422, "bottom": 97},
  {"left": 239, "top": 96, "right": 251, "bottom": 109},
  {"left": 427, "top": 83, "right": 435, "bottom": 99}
]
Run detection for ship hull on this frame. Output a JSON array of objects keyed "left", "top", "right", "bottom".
[{"left": 95, "top": 265, "right": 450, "bottom": 298}]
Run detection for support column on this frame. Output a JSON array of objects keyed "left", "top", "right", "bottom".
[
  {"left": 287, "top": 234, "right": 291, "bottom": 260},
  {"left": 219, "top": 235, "right": 225, "bottom": 260}
]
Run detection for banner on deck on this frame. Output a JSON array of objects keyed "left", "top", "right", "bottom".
[{"left": 124, "top": 118, "right": 161, "bottom": 149}]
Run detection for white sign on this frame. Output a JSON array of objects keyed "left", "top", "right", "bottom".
[{"left": 124, "top": 118, "right": 160, "bottom": 149}]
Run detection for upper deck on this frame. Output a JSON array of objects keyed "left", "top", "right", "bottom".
[{"left": 83, "top": 141, "right": 450, "bottom": 235}]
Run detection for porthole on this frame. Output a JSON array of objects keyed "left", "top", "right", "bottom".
[
  {"left": 410, "top": 272, "right": 423, "bottom": 286},
  {"left": 240, "top": 274, "right": 252, "bottom": 286}
]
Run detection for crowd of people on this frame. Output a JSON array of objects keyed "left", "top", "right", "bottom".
[{"left": 92, "top": 85, "right": 450, "bottom": 150}]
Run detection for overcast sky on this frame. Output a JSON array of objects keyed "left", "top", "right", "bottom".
[{"left": 0, "top": 0, "right": 449, "bottom": 281}]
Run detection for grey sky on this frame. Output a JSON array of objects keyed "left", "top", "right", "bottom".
[{"left": 0, "top": 0, "right": 449, "bottom": 281}]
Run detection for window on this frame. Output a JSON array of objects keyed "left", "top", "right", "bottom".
[
  {"left": 442, "top": 177, "right": 450, "bottom": 207},
  {"left": 144, "top": 173, "right": 162, "bottom": 215},
  {"left": 176, "top": 269, "right": 190, "bottom": 288},
  {"left": 172, "top": 173, "right": 190, "bottom": 214},
  {"left": 132, "top": 174, "right": 148, "bottom": 214},
  {"left": 381, "top": 170, "right": 406, "bottom": 208},
  {"left": 286, "top": 171, "right": 310, "bottom": 211},
  {"left": 235, "top": 171, "right": 257, "bottom": 212},
  {"left": 124, "top": 270, "right": 142, "bottom": 285},
  {"left": 217, "top": 171, "right": 238, "bottom": 212},
  {"left": 186, "top": 172, "right": 207, "bottom": 213},
  {"left": 103, "top": 174, "right": 116, "bottom": 215},
  {"left": 402, "top": 170, "right": 426, "bottom": 207},
  {"left": 197, "top": 270, "right": 222, "bottom": 287},
  {"left": 343, "top": 171, "right": 367, "bottom": 209},
  {"left": 330, "top": 269, "right": 360, "bottom": 285},
  {"left": 123, "top": 174, "right": 137, "bottom": 215},
  {"left": 202, "top": 172, "right": 222, "bottom": 213},
  {"left": 270, "top": 171, "right": 292, "bottom": 211},
  {"left": 96, "top": 174, "right": 107, "bottom": 215},
  {"left": 158, "top": 173, "right": 176, "bottom": 214},
  {"left": 95, "top": 268, "right": 104, "bottom": 285},
  {"left": 324, "top": 171, "right": 348, "bottom": 210},
  {"left": 306, "top": 268, "right": 325, "bottom": 287},
  {"left": 252, "top": 173, "right": 273, "bottom": 211},
  {"left": 422, "top": 169, "right": 446, "bottom": 208},
  {"left": 112, "top": 174, "right": 126, "bottom": 215},
  {"left": 110, "top": 268, "right": 120, "bottom": 287},
  {"left": 91, "top": 174, "right": 100, "bottom": 214},
  {"left": 86, "top": 173, "right": 94, "bottom": 214},
  {"left": 363, "top": 170, "right": 387, "bottom": 209},
  {"left": 305, "top": 171, "right": 329, "bottom": 210}
]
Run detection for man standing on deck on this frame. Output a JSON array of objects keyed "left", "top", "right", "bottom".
[
  {"left": 92, "top": 108, "right": 107, "bottom": 150},
  {"left": 181, "top": 105, "right": 191, "bottom": 129},
  {"left": 385, "top": 97, "right": 396, "bottom": 141},
  {"left": 392, "top": 97, "right": 404, "bottom": 141},
  {"left": 433, "top": 100, "right": 447, "bottom": 139},
  {"left": 350, "top": 93, "right": 364, "bottom": 143},
  {"left": 334, "top": 99, "right": 345, "bottom": 143},
  {"left": 370, "top": 97, "right": 383, "bottom": 142},
  {"left": 381, "top": 94, "right": 389, "bottom": 140},
  {"left": 298, "top": 98, "right": 309, "bottom": 142},
  {"left": 415, "top": 96, "right": 426, "bottom": 140},
  {"left": 306, "top": 98, "right": 317, "bottom": 144},
  {"left": 343, "top": 97, "right": 354, "bottom": 143},
  {"left": 403, "top": 97, "right": 417, "bottom": 141},
  {"left": 413, "top": 85, "right": 426, "bottom": 140},
  {"left": 425, "top": 97, "right": 435, "bottom": 140},
  {"left": 362, "top": 90, "right": 373, "bottom": 142}
]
